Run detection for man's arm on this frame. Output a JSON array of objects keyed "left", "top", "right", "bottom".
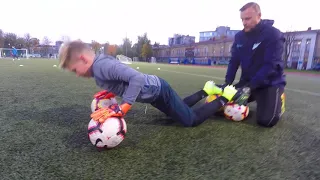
[
  {"left": 249, "top": 30, "right": 285, "bottom": 90},
  {"left": 97, "top": 58, "right": 145, "bottom": 105},
  {"left": 225, "top": 40, "right": 240, "bottom": 85}
]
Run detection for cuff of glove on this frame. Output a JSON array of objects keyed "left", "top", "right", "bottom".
[
  {"left": 120, "top": 103, "right": 132, "bottom": 115},
  {"left": 94, "top": 90, "right": 116, "bottom": 99}
]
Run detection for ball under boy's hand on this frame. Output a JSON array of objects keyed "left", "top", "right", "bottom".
[
  {"left": 94, "top": 90, "right": 115, "bottom": 99},
  {"left": 90, "top": 103, "right": 132, "bottom": 123}
]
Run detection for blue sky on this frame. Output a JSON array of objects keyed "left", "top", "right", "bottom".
[{"left": 1, "top": 0, "right": 318, "bottom": 45}]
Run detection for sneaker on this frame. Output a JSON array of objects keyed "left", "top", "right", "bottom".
[{"left": 203, "top": 81, "right": 222, "bottom": 95}]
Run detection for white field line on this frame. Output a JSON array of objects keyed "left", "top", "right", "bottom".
[{"left": 161, "top": 69, "right": 320, "bottom": 97}]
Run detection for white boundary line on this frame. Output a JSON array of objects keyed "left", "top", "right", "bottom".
[{"left": 161, "top": 69, "right": 320, "bottom": 97}]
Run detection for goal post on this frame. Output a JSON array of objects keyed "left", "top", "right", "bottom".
[
  {"left": 150, "top": 57, "right": 157, "bottom": 63},
  {"left": 0, "top": 48, "right": 29, "bottom": 59},
  {"left": 116, "top": 54, "right": 133, "bottom": 64}
]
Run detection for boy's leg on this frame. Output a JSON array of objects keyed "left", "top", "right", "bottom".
[
  {"left": 182, "top": 89, "right": 207, "bottom": 107},
  {"left": 254, "top": 86, "right": 285, "bottom": 127},
  {"left": 152, "top": 78, "right": 232, "bottom": 127},
  {"left": 183, "top": 81, "right": 222, "bottom": 107}
]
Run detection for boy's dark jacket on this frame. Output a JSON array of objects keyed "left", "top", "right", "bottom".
[{"left": 225, "top": 19, "right": 286, "bottom": 90}]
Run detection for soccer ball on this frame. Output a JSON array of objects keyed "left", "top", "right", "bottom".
[
  {"left": 224, "top": 103, "right": 249, "bottom": 121},
  {"left": 88, "top": 117, "right": 127, "bottom": 149},
  {"left": 91, "top": 96, "right": 118, "bottom": 112}
]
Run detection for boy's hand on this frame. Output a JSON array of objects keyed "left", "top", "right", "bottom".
[
  {"left": 90, "top": 103, "right": 131, "bottom": 123},
  {"left": 94, "top": 90, "right": 115, "bottom": 99}
]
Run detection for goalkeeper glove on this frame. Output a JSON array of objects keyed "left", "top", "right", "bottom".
[
  {"left": 221, "top": 85, "right": 238, "bottom": 101},
  {"left": 94, "top": 90, "right": 115, "bottom": 99},
  {"left": 232, "top": 86, "right": 251, "bottom": 105},
  {"left": 90, "top": 103, "right": 131, "bottom": 123}
]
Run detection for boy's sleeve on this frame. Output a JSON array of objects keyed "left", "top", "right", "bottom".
[
  {"left": 225, "top": 37, "right": 240, "bottom": 85},
  {"left": 249, "top": 30, "right": 285, "bottom": 90},
  {"left": 96, "top": 59, "right": 145, "bottom": 105}
]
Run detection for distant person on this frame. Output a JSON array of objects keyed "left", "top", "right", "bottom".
[
  {"left": 12, "top": 47, "right": 18, "bottom": 60},
  {"left": 220, "top": 2, "right": 286, "bottom": 127},
  {"left": 57, "top": 40, "right": 246, "bottom": 127}
]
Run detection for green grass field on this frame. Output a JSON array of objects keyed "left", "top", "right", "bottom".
[{"left": 1, "top": 58, "right": 319, "bottom": 180}]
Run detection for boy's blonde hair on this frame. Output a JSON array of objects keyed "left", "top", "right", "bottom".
[{"left": 58, "top": 40, "right": 91, "bottom": 69}]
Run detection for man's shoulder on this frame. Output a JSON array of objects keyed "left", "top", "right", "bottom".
[
  {"left": 234, "top": 31, "right": 244, "bottom": 40},
  {"left": 262, "top": 25, "right": 284, "bottom": 40}
]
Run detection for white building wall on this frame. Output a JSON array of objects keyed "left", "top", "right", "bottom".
[{"left": 288, "top": 31, "right": 317, "bottom": 70}]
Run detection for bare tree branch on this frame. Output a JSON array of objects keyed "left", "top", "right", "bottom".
[{"left": 283, "top": 31, "right": 297, "bottom": 68}]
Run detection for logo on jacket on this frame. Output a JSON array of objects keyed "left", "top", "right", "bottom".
[{"left": 252, "top": 42, "right": 261, "bottom": 50}]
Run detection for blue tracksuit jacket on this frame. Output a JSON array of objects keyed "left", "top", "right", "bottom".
[{"left": 225, "top": 19, "right": 286, "bottom": 90}]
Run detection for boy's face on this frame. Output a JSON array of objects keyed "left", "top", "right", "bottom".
[{"left": 66, "top": 53, "right": 93, "bottom": 78}]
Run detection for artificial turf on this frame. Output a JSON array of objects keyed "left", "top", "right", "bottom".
[{"left": 0, "top": 58, "right": 319, "bottom": 180}]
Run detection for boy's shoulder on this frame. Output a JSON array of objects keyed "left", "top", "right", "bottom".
[{"left": 94, "top": 54, "right": 118, "bottom": 64}]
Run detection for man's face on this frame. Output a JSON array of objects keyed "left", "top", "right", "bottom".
[
  {"left": 66, "top": 53, "right": 93, "bottom": 78},
  {"left": 241, "top": 7, "right": 261, "bottom": 32}
]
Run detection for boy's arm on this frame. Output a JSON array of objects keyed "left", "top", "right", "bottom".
[{"left": 96, "top": 58, "right": 145, "bottom": 105}]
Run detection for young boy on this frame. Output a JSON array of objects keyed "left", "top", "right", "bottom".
[{"left": 58, "top": 40, "right": 243, "bottom": 127}]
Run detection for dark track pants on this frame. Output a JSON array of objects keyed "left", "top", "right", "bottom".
[
  {"left": 150, "top": 78, "right": 227, "bottom": 127},
  {"left": 247, "top": 86, "right": 285, "bottom": 127}
]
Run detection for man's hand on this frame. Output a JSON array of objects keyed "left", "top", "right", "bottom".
[
  {"left": 90, "top": 103, "right": 131, "bottom": 123},
  {"left": 232, "top": 87, "right": 251, "bottom": 105},
  {"left": 94, "top": 90, "right": 115, "bottom": 99}
]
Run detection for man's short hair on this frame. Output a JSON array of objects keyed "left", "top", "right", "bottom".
[
  {"left": 240, "top": 2, "right": 261, "bottom": 13},
  {"left": 58, "top": 40, "right": 91, "bottom": 69}
]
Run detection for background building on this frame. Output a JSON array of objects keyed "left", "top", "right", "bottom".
[
  {"left": 199, "top": 26, "right": 240, "bottom": 42},
  {"left": 168, "top": 34, "right": 195, "bottom": 46},
  {"left": 153, "top": 27, "right": 320, "bottom": 70},
  {"left": 285, "top": 28, "right": 320, "bottom": 70}
]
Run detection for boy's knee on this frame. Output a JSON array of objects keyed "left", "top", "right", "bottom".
[
  {"left": 181, "top": 119, "right": 197, "bottom": 127},
  {"left": 257, "top": 115, "right": 281, "bottom": 127}
]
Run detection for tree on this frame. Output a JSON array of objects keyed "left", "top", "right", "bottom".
[
  {"left": 0, "top": 29, "right": 4, "bottom": 48},
  {"left": 121, "top": 37, "right": 133, "bottom": 57},
  {"left": 16, "top": 37, "right": 26, "bottom": 49},
  {"left": 133, "top": 33, "right": 151, "bottom": 59},
  {"left": 30, "top": 38, "right": 40, "bottom": 53},
  {"left": 42, "top": 36, "right": 51, "bottom": 45},
  {"left": 91, "top": 40, "right": 101, "bottom": 54},
  {"left": 42, "top": 36, "right": 52, "bottom": 56},
  {"left": 4, "top": 33, "right": 18, "bottom": 48},
  {"left": 61, "top": 35, "right": 71, "bottom": 42},
  {"left": 24, "top": 33, "right": 32, "bottom": 52},
  {"left": 283, "top": 31, "right": 297, "bottom": 68},
  {"left": 141, "top": 43, "right": 153, "bottom": 60}
]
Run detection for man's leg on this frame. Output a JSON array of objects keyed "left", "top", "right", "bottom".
[{"left": 255, "top": 86, "right": 285, "bottom": 127}]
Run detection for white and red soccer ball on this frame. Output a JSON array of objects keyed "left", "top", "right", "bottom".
[
  {"left": 224, "top": 103, "right": 249, "bottom": 121},
  {"left": 205, "top": 94, "right": 249, "bottom": 121},
  {"left": 88, "top": 117, "right": 127, "bottom": 149},
  {"left": 88, "top": 91, "right": 127, "bottom": 149}
]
